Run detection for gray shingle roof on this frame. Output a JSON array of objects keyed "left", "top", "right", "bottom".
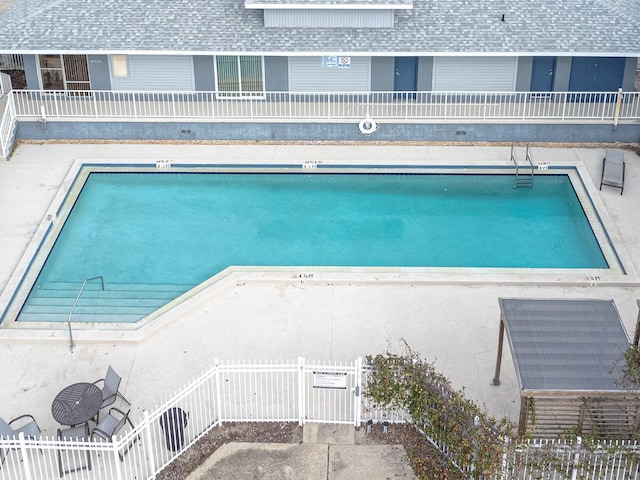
[{"left": 0, "top": 0, "right": 638, "bottom": 54}]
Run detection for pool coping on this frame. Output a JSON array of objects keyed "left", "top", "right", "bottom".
[{"left": 0, "top": 157, "right": 637, "bottom": 339}]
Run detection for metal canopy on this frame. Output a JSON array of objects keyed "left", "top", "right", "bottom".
[{"left": 496, "top": 298, "right": 630, "bottom": 393}]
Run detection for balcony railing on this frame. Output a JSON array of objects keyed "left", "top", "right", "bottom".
[
  {"left": 11, "top": 89, "right": 640, "bottom": 123},
  {"left": 0, "top": 75, "right": 17, "bottom": 160}
]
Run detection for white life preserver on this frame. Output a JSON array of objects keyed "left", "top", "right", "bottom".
[{"left": 358, "top": 117, "right": 378, "bottom": 135}]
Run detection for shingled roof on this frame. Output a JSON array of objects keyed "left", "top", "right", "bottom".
[{"left": 0, "top": 0, "right": 638, "bottom": 55}]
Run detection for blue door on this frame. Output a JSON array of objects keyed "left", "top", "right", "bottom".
[
  {"left": 394, "top": 57, "right": 418, "bottom": 92},
  {"left": 530, "top": 57, "right": 556, "bottom": 92},
  {"left": 568, "top": 57, "right": 625, "bottom": 91}
]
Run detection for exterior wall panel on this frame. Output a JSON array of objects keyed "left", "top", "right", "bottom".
[
  {"left": 622, "top": 57, "right": 637, "bottom": 91},
  {"left": 371, "top": 57, "right": 394, "bottom": 91},
  {"left": 264, "top": 9, "right": 394, "bottom": 27},
  {"left": 289, "top": 56, "right": 371, "bottom": 92},
  {"left": 111, "top": 55, "right": 195, "bottom": 91},
  {"left": 417, "top": 57, "right": 433, "bottom": 91},
  {"left": 88, "top": 55, "right": 111, "bottom": 90},
  {"left": 433, "top": 57, "right": 518, "bottom": 91},
  {"left": 193, "top": 56, "right": 215, "bottom": 91},
  {"left": 516, "top": 57, "right": 533, "bottom": 91},
  {"left": 22, "top": 55, "right": 39, "bottom": 90},
  {"left": 265, "top": 56, "right": 289, "bottom": 91},
  {"left": 553, "top": 57, "right": 571, "bottom": 91}
]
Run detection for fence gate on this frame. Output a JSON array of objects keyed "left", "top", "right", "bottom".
[{"left": 300, "top": 358, "right": 362, "bottom": 426}]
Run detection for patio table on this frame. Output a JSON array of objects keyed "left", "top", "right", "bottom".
[{"left": 51, "top": 382, "right": 103, "bottom": 426}]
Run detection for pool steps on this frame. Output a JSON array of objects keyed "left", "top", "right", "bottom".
[{"left": 17, "top": 282, "right": 193, "bottom": 323}]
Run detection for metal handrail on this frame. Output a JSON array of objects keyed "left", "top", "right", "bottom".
[
  {"left": 525, "top": 143, "right": 534, "bottom": 169},
  {"left": 511, "top": 144, "right": 534, "bottom": 188},
  {"left": 510, "top": 144, "right": 520, "bottom": 179},
  {"left": 67, "top": 275, "right": 104, "bottom": 351}
]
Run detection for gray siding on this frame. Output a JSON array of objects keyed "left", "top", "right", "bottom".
[
  {"left": 371, "top": 57, "right": 394, "bottom": 91},
  {"left": 265, "top": 57, "right": 289, "bottom": 91},
  {"left": 433, "top": 57, "right": 518, "bottom": 91},
  {"left": 193, "top": 56, "right": 215, "bottom": 91},
  {"left": 22, "top": 55, "right": 39, "bottom": 90},
  {"left": 516, "top": 57, "right": 533, "bottom": 91},
  {"left": 289, "top": 57, "right": 370, "bottom": 92},
  {"left": 264, "top": 9, "right": 394, "bottom": 27},
  {"left": 88, "top": 55, "right": 111, "bottom": 90},
  {"left": 111, "top": 55, "right": 195, "bottom": 91},
  {"left": 553, "top": 57, "right": 572, "bottom": 91}
]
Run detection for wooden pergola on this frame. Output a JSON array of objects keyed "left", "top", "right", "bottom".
[{"left": 493, "top": 298, "right": 640, "bottom": 438}]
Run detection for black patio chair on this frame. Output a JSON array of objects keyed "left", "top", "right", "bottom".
[
  {"left": 0, "top": 415, "right": 41, "bottom": 465},
  {"left": 57, "top": 423, "right": 91, "bottom": 477},
  {"left": 90, "top": 407, "right": 137, "bottom": 461},
  {"left": 92, "top": 365, "right": 131, "bottom": 421}
]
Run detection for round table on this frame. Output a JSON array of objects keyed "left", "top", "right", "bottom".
[{"left": 51, "top": 382, "right": 103, "bottom": 426}]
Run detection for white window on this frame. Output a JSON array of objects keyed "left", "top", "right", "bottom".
[
  {"left": 38, "top": 54, "right": 90, "bottom": 92},
  {"left": 215, "top": 56, "right": 264, "bottom": 97},
  {"left": 111, "top": 55, "right": 129, "bottom": 77}
]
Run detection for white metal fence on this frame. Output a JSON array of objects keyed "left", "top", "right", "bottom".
[
  {"left": 0, "top": 85, "right": 17, "bottom": 161},
  {"left": 1, "top": 358, "right": 639, "bottom": 480},
  {"left": 502, "top": 437, "right": 640, "bottom": 480},
  {"left": 10, "top": 88, "right": 640, "bottom": 123}
]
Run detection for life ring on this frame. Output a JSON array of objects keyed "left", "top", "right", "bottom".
[{"left": 358, "top": 117, "right": 378, "bottom": 135}]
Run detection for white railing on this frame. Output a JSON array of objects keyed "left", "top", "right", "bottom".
[
  {"left": 0, "top": 91, "right": 17, "bottom": 160},
  {"left": 10, "top": 89, "right": 640, "bottom": 123},
  {"left": 0, "top": 72, "right": 11, "bottom": 95},
  {"left": 2, "top": 358, "right": 639, "bottom": 480},
  {"left": 0, "top": 54, "right": 24, "bottom": 71}
]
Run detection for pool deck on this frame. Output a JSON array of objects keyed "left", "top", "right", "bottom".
[{"left": 0, "top": 142, "right": 639, "bottom": 439}]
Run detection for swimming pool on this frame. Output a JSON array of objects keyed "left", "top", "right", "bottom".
[{"left": 2, "top": 165, "right": 626, "bottom": 325}]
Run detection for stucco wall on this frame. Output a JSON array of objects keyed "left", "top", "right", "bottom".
[{"left": 16, "top": 121, "right": 640, "bottom": 143}]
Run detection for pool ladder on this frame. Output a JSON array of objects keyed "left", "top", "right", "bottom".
[{"left": 511, "top": 144, "right": 534, "bottom": 188}]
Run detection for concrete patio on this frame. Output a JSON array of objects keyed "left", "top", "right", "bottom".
[{"left": 0, "top": 141, "right": 639, "bottom": 444}]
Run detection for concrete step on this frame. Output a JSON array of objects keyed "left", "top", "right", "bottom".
[
  {"left": 35, "top": 281, "right": 193, "bottom": 292},
  {"left": 17, "top": 282, "right": 195, "bottom": 323},
  {"left": 303, "top": 423, "right": 355, "bottom": 445},
  {"left": 17, "top": 311, "right": 147, "bottom": 323}
]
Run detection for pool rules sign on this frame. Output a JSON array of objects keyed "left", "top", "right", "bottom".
[
  {"left": 313, "top": 371, "right": 348, "bottom": 389},
  {"left": 322, "top": 56, "right": 351, "bottom": 69}
]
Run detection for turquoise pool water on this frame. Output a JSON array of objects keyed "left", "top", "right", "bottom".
[{"left": 16, "top": 171, "right": 608, "bottom": 323}]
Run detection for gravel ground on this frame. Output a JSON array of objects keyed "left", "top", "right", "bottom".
[{"left": 156, "top": 422, "right": 463, "bottom": 480}]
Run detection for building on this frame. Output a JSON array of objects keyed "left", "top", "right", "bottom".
[{"left": 0, "top": 0, "right": 639, "bottom": 144}]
